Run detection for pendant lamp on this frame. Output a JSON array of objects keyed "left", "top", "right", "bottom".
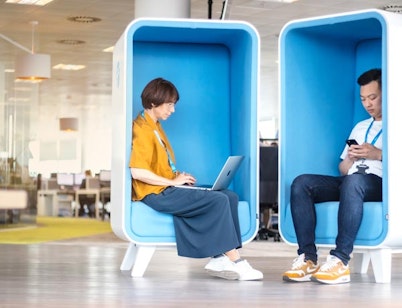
[
  {"left": 59, "top": 118, "right": 79, "bottom": 132},
  {"left": 15, "top": 21, "right": 51, "bottom": 81}
]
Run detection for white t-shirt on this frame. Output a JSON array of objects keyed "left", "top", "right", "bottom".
[{"left": 340, "top": 118, "right": 383, "bottom": 178}]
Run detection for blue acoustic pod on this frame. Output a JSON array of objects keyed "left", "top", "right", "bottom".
[
  {"left": 111, "top": 18, "right": 259, "bottom": 276},
  {"left": 278, "top": 9, "right": 402, "bottom": 283}
]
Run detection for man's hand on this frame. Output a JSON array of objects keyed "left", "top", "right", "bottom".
[{"left": 348, "top": 143, "right": 382, "bottom": 161}]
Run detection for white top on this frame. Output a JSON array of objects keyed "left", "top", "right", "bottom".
[{"left": 340, "top": 118, "right": 383, "bottom": 178}]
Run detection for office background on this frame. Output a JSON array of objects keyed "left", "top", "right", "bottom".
[
  {"left": 0, "top": 0, "right": 398, "bottom": 180},
  {"left": 1, "top": 2, "right": 402, "bottom": 306}
]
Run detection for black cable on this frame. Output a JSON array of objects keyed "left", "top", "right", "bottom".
[{"left": 220, "top": 1, "right": 227, "bottom": 19}]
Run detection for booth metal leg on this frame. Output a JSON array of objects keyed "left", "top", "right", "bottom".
[
  {"left": 120, "top": 243, "right": 136, "bottom": 271},
  {"left": 370, "top": 248, "right": 392, "bottom": 283},
  {"left": 120, "top": 243, "right": 156, "bottom": 277},
  {"left": 352, "top": 251, "right": 370, "bottom": 274},
  {"left": 131, "top": 246, "right": 156, "bottom": 277}
]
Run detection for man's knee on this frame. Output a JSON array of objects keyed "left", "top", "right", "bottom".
[
  {"left": 341, "top": 174, "right": 365, "bottom": 189},
  {"left": 291, "top": 174, "right": 311, "bottom": 194}
]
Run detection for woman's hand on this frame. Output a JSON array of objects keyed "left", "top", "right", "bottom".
[
  {"left": 174, "top": 172, "right": 196, "bottom": 186},
  {"left": 131, "top": 168, "right": 196, "bottom": 187}
]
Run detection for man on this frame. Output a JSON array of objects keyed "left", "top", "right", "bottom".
[{"left": 282, "top": 68, "right": 383, "bottom": 284}]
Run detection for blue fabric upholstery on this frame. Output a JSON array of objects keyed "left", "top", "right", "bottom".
[
  {"left": 278, "top": 11, "right": 389, "bottom": 247},
  {"left": 281, "top": 201, "right": 385, "bottom": 246},
  {"left": 129, "top": 201, "right": 251, "bottom": 243},
  {"left": 111, "top": 19, "right": 260, "bottom": 247}
]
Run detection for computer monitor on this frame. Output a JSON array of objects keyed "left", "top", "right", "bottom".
[
  {"left": 99, "top": 170, "right": 111, "bottom": 182},
  {"left": 56, "top": 173, "right": 74, "bottom": 187},
  {"left": 99, "top": 170, "right": 111, "bottom": 188},
  {"left": 74, "top": 173, "right": 86, "bottom": 186},
  {"left": 47, "top": 178, "right": 59, "bottom": 190}
]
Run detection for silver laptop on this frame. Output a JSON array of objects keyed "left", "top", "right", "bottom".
[{"left": 176, "top": 155, "right": 244, "bottom": 191}]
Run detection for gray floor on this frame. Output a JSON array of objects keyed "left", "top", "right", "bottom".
[{"left": 1, "top": 233, "right": 402, "bottom": 307}]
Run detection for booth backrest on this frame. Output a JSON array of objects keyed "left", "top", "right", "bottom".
[
  {"left": 278, "top": 10, "right": 392, "bottom": 247},
  {"left": 111, "top": 19, "right": 260, "bottom": 245}
]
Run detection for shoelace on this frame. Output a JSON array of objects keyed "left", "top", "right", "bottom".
[
  {"left": 237, "top": 260, "right": 251, "bottom": 269},
  {"left": 320, "top": 256, "right": 340, "bottom": 271},
  {"left": 291, "top": 254, "right": 305, "bottom": 270}
]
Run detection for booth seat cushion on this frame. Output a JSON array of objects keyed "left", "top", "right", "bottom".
[
  {"left": 281, "top": 201, "right": 384, "bottom": 246},
  {"left": 129, "top": 201, "right": 251, "bottom": 243}
]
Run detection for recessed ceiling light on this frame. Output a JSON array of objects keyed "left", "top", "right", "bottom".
[
  {"left": 5, "top": 0, "right": 54, "bottom": 5},
  {"left": 57, "top": 39, "right": 85, "bottom": 45},
  {"left": 53, "top": 64, "right": 86, "bottom": 71},
  {"left": 103, "top": 46, "right": 114, "bottom": 53},
  {"left": 383, "top": 4, "right": 402, "bottom": 13},
  {"left": 67, "top": 16, "right": 102, "bottom": 23}
]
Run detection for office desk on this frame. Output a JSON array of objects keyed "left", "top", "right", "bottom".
[
  {"left": 57, "top": 190, "right": 75, "bottom": 216},
  {"left": 75, "top": 189, "right": 100, "bottom": 219},
  {"left": 100, "top": 187, "right": 111, "bottom": 220},
  {"left": 37, "top": 190, "right": 58, "bottom": 216},
  {"left": 37, "top": 190, "right": 75, "bottom": 216}
]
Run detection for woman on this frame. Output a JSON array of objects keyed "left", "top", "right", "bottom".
[{"left": 129, "top": 77, "right": 263, "bottom": 281}]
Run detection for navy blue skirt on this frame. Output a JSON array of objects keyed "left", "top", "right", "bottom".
[{"left": 142, "top": 187, "right": 242, "bottom": 258}]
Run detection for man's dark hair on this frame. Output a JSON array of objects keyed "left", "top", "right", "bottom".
[
  {"left": 141, "top": 78, "right": 179, "bottom": 109},
  {"left": 357, "top": 68, "right": 382, "bottom": 88}
]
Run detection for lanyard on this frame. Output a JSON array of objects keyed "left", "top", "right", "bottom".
[
  {"left": 153, "top": 129, "right": 177, "bottom": 173},
  {"left": 364, "top": 119, "right": 382, "bottom": 145},
  {"left": 141, "top": 111, "right": 177, "bottom": 173}
]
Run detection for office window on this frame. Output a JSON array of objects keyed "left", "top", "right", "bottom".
[
  {"left": 59, "top": 139, "right": 76, "bottom": 160},
  {"left": 40, "top": 141, "right": 58, "bottom": 160}
]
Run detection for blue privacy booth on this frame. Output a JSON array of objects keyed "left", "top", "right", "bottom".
[
  {"left": 279, "top": 9, "right": 402, "bottom": 283},
  {"left": 111, "top": 18, "right": 260, "bottom": 277}
]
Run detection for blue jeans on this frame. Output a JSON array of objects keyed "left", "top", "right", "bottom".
[{"left": 290, "top": 173, "right": 382, "bottom": 265}]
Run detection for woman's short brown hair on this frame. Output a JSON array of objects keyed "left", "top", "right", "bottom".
[{"left": 141, "top": 78, "right": 179, "bottom": 109}]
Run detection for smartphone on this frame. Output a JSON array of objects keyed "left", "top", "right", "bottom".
[{"left": 346, "top": 139, "right": 358, "bottom": 146}]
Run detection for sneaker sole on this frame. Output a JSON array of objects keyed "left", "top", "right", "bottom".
[
  {"left": 206, "top": 269, "right": 239, "bottom": 280},
  {"left": 311, "top": 275, "right": 351, "bottom": 285},
  {"left": 238, "top": 273, "right": 264, "bottom": 281},
  {"left": 283, "top": 275, "right": 313, "bottom": 282}
]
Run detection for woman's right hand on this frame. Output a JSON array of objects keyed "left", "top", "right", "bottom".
[
  {"left": 175, "top": 172, "right": 196, "bottom": 186},
  {"left": 131, "top": 167, "right": 196, "bottom": 187}
]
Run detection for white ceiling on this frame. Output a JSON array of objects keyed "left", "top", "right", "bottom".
[{"left": 0, "top": 0, "right": 401, "bottom": 170}]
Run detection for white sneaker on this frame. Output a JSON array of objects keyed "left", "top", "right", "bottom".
[
  {"left": 204, "top": 255, "right": 233, "bottom": 277},
  {"left": 220, "top": 259, "right": 264, "bottom": 281}
]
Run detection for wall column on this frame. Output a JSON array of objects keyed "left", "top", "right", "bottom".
[{"left": 135, "top": 0, "right": 190, "bottom": 19}]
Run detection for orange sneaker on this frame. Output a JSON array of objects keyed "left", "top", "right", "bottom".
[
  {"left": 283, "top": 254, "right": 319, "bottom": 282},
  {"left": 311, "top": 255, "right": 350, "bottom": 284}
]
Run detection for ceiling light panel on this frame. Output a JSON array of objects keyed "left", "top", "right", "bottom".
[
  {"left": 53, "top": 64, "right": 85, "bottom": 71},
  {"left": 5, "top": 0, "right": 54, "bottom": 6},
  {"left": 103, "top": 46, "right": 114, "bottom": 53}
]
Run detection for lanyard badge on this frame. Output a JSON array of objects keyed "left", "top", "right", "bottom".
[{"left": 356, "top": 119, "right": 382, "bottom": 174}]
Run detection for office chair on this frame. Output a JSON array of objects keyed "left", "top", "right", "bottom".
[
  {"left": 110, "top": 18, "right": 260, "bottom": 277},
  {"left": 257, "top": 145, "right": 280, "bottom": 241},
  {"left": 279, "top": 9, "right": 402, "bottom": 282}
]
